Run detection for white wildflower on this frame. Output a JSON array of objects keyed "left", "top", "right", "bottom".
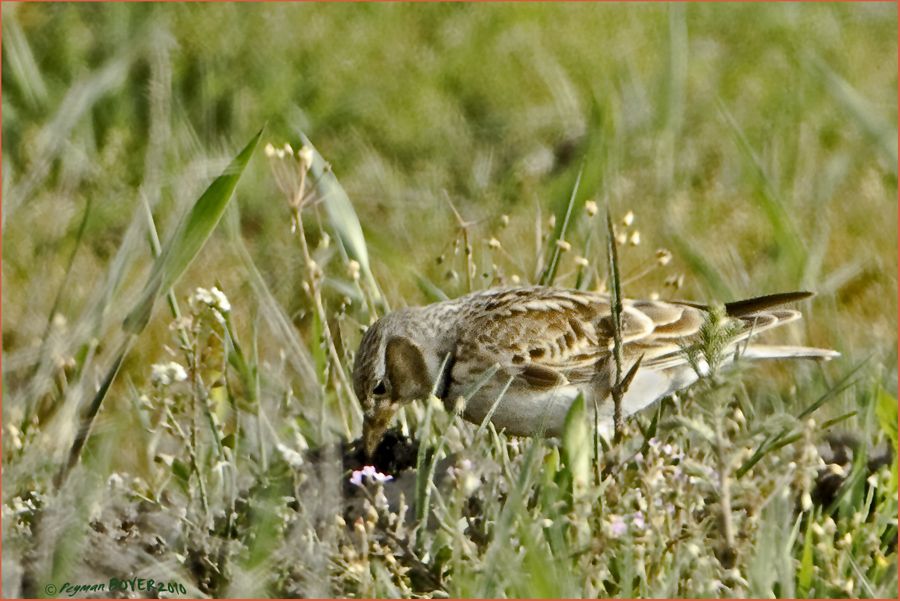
[
  {"left": 298, "top": 146, "right": 314, "bottom": 170},
  {"left": 350, "top": 465, "right": 393, "bottom": 487},
  {"left": 6, "top": 424, "right": 22, "bottom": 451},
  {"left": 190, "top": 286, "right": 231, "bottom": 324},
  {"left": 107, "top": 472, "right": 126, "bottom": 490},
  {"left": 801, "top": 491, "right": 813, "bottom": 511},
  {"left": 277, "top": 443, "right": 305, "bottom": 469},
  {"left": 151, "top": 361, "right": 188, "bottom": 387},
  {"left": 347, "top": 259, "right": 361, "bottom": 281}
]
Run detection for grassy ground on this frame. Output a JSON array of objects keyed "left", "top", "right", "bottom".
[{"left": 2, "top": 2, "right": 897, "bottom": 598}]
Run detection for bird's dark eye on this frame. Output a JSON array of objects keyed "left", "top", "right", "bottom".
[{"left": 372, "top": 380, "right": 387, "bottom": 396}]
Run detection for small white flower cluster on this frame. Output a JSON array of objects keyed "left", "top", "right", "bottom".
[
  {"left": 349, "top": 465, "right": 393, "bottom": 487},
  {"left": 276, "top": 443, "right": 305, "bottom": 470},
  {"left": 615, "top": 210, "right": 641, "bottom": 246},
  {"left": 8, "top": 495, "right": 39, "bottom": 516},
  {"left": 107, "top": 472, "right": 128, "bottom": 490},
  {"left": 6, "top": 423, "right": 23, "bottom": 450},
  {"left": 265, "top": 142, "right": 314, "bottom": 170},
  {"left": 189, "top": 286, "right": 231, "bottom": 324},
  {"left": 150, "top": 361, "right": 188, "bottom": 387},
  {"left": 446, "top": 458, "right": 480, "bottom": 495}
]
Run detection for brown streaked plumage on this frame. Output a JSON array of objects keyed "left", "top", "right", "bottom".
[{"left": 352, "top": 286, "right": 838, "bottom": 457}]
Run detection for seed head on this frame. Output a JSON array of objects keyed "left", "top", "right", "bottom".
[
  {"left": 347, "top": 260, "right": 361, "bottom": 281},
  {"left": 298, "top": 146, "right": 314, "bottom": 170}
]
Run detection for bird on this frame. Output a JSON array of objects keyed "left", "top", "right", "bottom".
[{"left": 352, "top": 286, "right": 838, "bottom": 457}]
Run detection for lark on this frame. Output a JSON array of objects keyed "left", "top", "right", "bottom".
[{"left": 352, "top": 286, "right": 838, "bottom": 456}]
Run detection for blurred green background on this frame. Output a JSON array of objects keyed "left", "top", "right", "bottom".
[
  {"left": 1, "top": 3, "right": 897, "bottom": 597},
  {"left": 3, "top": 2, "right": 897, "bottom": 359}
]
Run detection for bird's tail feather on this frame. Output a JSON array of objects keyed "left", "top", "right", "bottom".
[{"left": 738, "top": 344, "right": 840, "bottom": 361}]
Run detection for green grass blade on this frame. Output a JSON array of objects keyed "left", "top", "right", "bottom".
[
  {"left": 669, "top": 232, "right": 734, "bottom": 299},
  {"left": 716, "top": 99, "right": 806, "bottom": 272},
  {"left": 874, "top": 386, "right": 898, "bottom": 446},
  {"left": 124, "top": 129, "right": 262, "bottom": 333},
  {"left": 299, "top": 132, "right": 382, "bottom": 302},
  {"left": 561, "top": 392, "right": 590, "bottom": 497},
  {"left": 539, "top": 166, "right": 583, "bottom": 286},
  {"left": 797, "top": 509, "right": 815, "bottom": 595},
  {"left": 54, "top": 335, "right": 133, "bottom": 488},
  {"left": 737, "top": 359, "right": 865, "bottom": 479},
  {"left": 808, "top": 54, "right": 898, "bottom": 174}
]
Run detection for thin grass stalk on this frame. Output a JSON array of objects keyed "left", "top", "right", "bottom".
[
  {"left": 54, "top": 335, "right": 134, "bottom": 488},
  {"left": 540, "top": 166, "right": 583, "bottom": 286},
  {"left": 605, "top": 207, "right": 625, "bottom": 442},
  {"left": 714, "top": 408, "right": 737, "bottom": 569},
  {"left": 144, "top": 194, "right": 225, "bottom": 485},
  {"left": 292, "top": 203, "right": 356, "bottom": 439},
  {"left": 22, "top": 196, "right": 93, "bottom": 437},
  {"left": 189, "top": 361, "right": 211, "bottom": 519}
]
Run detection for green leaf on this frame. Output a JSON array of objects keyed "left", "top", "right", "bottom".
[
  {"left": 414, "top": 272, "right": 449, "bottom": 303},
  {"left": 537, "top": 96, "right": 611, "bottom": 288},
  {"left": 874, "top": 386, "right": 899, "bottom": 497},
  {"left": 797, "top": 512, "right": 816, "bottom": 595},
  {"left": 310, "top": 309, "right": 327, "bottom": 382},
  {"left": 561, "top": 393, "right": 590, "bottom": 496},
  {"left": 171, "top": 458, "right": 191, "bottom": 483},
  {"left": 875, "top": 387, "right": 898, "bottom": 446},
  {"left": 124, "top": 129, "right": 262, "bottom": 333},
  {"left": 540, "top": 166, "right": 583, "bottom": 287},
  {"left": 299, "top": 132, "right": 381, "bottom": 301}
]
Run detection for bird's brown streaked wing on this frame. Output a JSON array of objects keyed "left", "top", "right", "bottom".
[
  {"left": 457, "top": 289, "right": 710, "bottom": 390},
  {"left": 456, "top": 291, "right": 606, "bottom": 391}
]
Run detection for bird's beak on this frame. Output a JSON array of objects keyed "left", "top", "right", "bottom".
[{"left": 362, "top": 401, "right": 398, "bottom": 458}]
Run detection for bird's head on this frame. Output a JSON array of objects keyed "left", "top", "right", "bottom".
[{"left": 352, "top": 309, "right": 439, "bottom": 458}]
